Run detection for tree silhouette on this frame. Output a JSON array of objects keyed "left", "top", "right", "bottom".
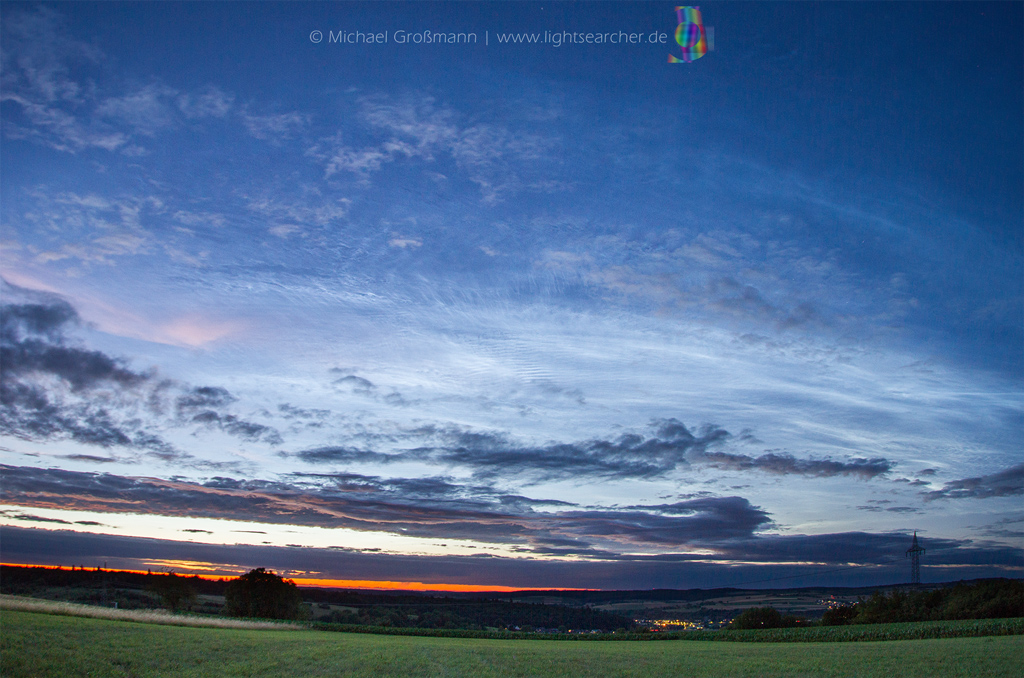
[
  {"left": 148, "top": 572, "right": 197, "bottom": 612},
  {"left": 224, "top": 568, "right": 303, "bottom": 620},
  {"left": 731, "top": 606, "right": 783, "bottom": 629}
]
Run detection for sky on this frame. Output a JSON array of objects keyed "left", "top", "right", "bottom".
[{"left": 1, "top": 1, "right": 1021, "bottom": 591}]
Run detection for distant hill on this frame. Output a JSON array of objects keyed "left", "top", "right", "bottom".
[
  {"left": 3, "top": 564, "right": 1018, "bottom": 626},
  {"left": 459, "top": 581, "right": 1020, "bottom": 622},
  {"left": 0, "top": 565, "right": 633, "bottom": 631}
]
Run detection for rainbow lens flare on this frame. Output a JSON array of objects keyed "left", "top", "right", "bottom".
[{"left": 669, "top": 6, "right": 708, "bottom": 63}]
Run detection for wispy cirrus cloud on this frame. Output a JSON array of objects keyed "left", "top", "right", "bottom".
[
  {"left": 176, "top": 85, "right": 233, "bottom": 119},
  {"left": 16, "top": 189, "right": 161, "bottom": 266},
  {"left": 1, "top": 7, "right": 297, "bottom": 153},
  {"left": 534, "top": 228, "right": 846, "bottom": 333},
  {"left": 246, "top": 195, "right": 350, "bottom": 238},
  {"left": 94, "top": 84, "right": 180, "bottom": 136},
  {"left": 309, "top": 94, "right": 557, "bottom": 202},
  {"left": 0, "top": 6, "right": 129, "bottom": 153},
  {"left": 241, "top": 110, "right": 306, "bottom": 141}
]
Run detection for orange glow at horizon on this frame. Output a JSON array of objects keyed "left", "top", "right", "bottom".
[
  {"left": 1, "top": 563, "right": 594, "bottom": 592},
  {"left": 287, "top": 577, "right": 592, "bottom": 592}
]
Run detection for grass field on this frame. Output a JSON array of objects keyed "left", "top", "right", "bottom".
[{"left": 3, "top": 609, "right": 1022, "bottom": 678}]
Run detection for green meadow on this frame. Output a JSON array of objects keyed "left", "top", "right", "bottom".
[{"left": 3, "top": 610, "right": 1022, "bottom": 678}]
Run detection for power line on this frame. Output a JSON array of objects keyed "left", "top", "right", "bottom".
[
  {"left": 725, "top": 555, "right": 907, "bottom": 588},
  {"left": 727, "top": 533, "right": 927, "bottom": 588}
]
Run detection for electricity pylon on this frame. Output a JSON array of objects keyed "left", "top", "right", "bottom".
[{"left": 906, "top": 531, "right": 925, "bottom": 585}]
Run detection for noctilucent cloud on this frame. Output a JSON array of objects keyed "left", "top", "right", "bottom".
[{"left": 1, "top": 1, "right": 1021, "bottom": 590}]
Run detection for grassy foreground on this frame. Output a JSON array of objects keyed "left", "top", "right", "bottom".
[{"left": 3, "top": 610, "right": 1022, "bottom": 678}]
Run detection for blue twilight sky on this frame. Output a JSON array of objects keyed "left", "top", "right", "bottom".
[{"left": 0, "top": 1, "right": 1021, "bottom": 589}]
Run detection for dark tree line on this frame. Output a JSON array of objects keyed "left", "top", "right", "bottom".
[
  {"left": 0, "top": 564, "right": 226, "bottom": 596},
  {"left": 1, "top": 564, "right": 217, "bottom": 611},
  {"left": 0, "top": 565, "right": 629, "bottom": 627},
  {"left": 728, "top": 580, "right": 1023, "bottom": 629},
  {"left": 821, "top": 579, "right": 1024, "bottom": 625},
  {"left": 319, "top": 599, "right": 633, "bottom": 632}
]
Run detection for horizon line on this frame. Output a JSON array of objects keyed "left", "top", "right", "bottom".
[{"left": 3, "top": 562, "right": 1006, "bottom": 593}]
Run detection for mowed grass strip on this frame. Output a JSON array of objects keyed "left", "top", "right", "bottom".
[
  {"left": 0, "top": 594, "right": 301, "bottom": 630},
  {"left": 2, "top": 609, "right": 1021, "bottom": 678}
]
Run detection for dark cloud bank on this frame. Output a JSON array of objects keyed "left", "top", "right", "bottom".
[
  {"left": 3, "top": 463, "right": 1021, "bottom": 588},
  {"left": 295, "top": 419, "right": 894, "bottom": 482},
  {"left": 923, "top": 463, "right": 1024, "bottom": 501},
  {"left": 1, "top": 464, "right": 772, "bottom": 550},
  {"left": 0, "top": 282, "right": 281, "bottom": 462},
  {"left": 2, "top": 524, "right": 1019, "bottom": 590}
]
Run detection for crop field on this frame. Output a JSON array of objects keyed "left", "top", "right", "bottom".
[
  {"left": 3, "top": 610, "right": 1022, "bottom": 678},
  {"left": 310, "top": 616, "right": 1024, "bottom": 642},
  {"left": 584, "top": 589, "right": 853, "bottom": 619}
]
